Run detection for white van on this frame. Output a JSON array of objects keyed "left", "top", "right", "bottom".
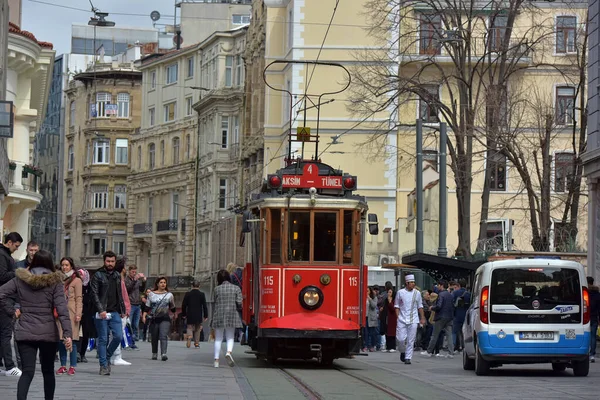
[{"left": 462, "top": 259, "right": 590, "bottom": 376}]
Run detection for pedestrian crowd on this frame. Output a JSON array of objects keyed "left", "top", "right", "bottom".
[
  {"left": 0, "top": 231, "right": 244, "bottom": 399},
  {"left": 363, "top": 275, "right": 471, "bottom": 365}
]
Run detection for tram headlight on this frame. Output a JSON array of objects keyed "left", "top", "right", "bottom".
[{"left": 299, "top": 286, "right": 324, "bottom": 310}]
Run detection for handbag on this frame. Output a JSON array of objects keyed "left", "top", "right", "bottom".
[{"left": 147, "top": 293, "right": 168, "bottom": 322}]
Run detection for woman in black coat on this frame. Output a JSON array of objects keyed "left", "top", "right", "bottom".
[{"left": 181, "top": 281, "right": 208, "bottom": 348}]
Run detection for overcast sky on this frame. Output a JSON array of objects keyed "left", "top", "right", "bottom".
[{"left": 22, "top": 0, "right": 176, "bottom": 55}]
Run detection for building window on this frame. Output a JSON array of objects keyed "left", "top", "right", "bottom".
[
  {"left": 554, "top": 152, "right": 575, "bottom": 193},
  {"left": 149, "top": 143, "right": 156, "bottom": 169},
  {"left": 235, "top": 55, "right": 243, "bottom": 86},
  {"left": 420, "top": 14, "right": 441, "bottom": 55},
  {"left": 173, "top": 137, "right": 180, "bottom": 164},
  {"left": 160, "top": 140, "right": 165, "bottom": 166},
  {"left": 219, "top": 178, "right": 227, "bottom": 209},
  {"left": 423, "top": 149, "right": 438, "bottom": 171},
  {"left": 555, "top": 86, "right": 575, "bottom": 125},
  {"left": 221, "top": 116, "right": 229, "bottom": 149},
  {"left": 186, "top": 134, "right": 191, "bottom": 160},
  {"left": 232, "top": 14, "right": 250, "bottom": 24},
  {"left": 225, "top": 56, "right": 233, "bottom": 87},
  {"left": 114, "top": 184, "right": 126, "bottom": 209},
  {"left": 148, "top": 197, "right": 153, "bottom": 223},
  {"left": 556, "top": 16, "right": 577, "bottom": 54},
  {"left": 186, "top": 97, "right": 193, "bottom": 116},
  {"left": 113, "top": 240, "right": 125, "bottom": 256},
  {"left": 66, "top": 189, "right": 72, "bottom": 215},
  {"left": 115, "top": 139, "right": 128, "bottom": 165},
  {"left": 150, "top": 70, "right": 156, "bottom": 89},
  {"left": 95, "top": 92, "right": 112, "bottom": 118},
  {"left": 67, "top": 145, "right": 74, "bottom": 170},
  {"left": 419, "top": 85, "right": 440, "bottom": 123},
  {"left": 64, "top": 239, "right": 71, "bottom": 257},
  {"left": 186, "top": 57, "right": 194, "bottom": 78},
  {"left": 488, "top": 152, "right": 507, "bottom": 191},
  {"left": 117, "top": 93, "right": 130, "bottom": 118},
  {"left": 137, "top": 145, "right": 142, "bottom": 169},
  {"left": 489, "top": 15, "right": 508, "bottom": 51},
  {"left": 171, "top": 192, "right": 179, "bottom": 219},
  {"left": 92, "top": 238, "right": 107, "bottom": 255},
  {"left": 233, "top": 115, "right": 240, "bottom": 145},
  {"left": 166, "top": 63, "right": 178, "bottom": 84},
  {"left": 91, "top": 185, "right": 108, "bottom": 209},
  {"left": 149, "top": 107, "right": 155, "bottom": 126},
  {"left": 69, "top": 101, "right": 75, "bottom": 127},
  {"left": 93, "top": 140, "right": 110, "bottom": 164},
  {"left": 164, "top": 102, "right": 176, "bottom": 122}
]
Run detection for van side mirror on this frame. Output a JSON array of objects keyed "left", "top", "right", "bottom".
[
  {"left": 241, "top": 210, "right": 252, "bottom": 233},
  {"left": 368, "top": 213, "right": 379, "bottom": 235}
]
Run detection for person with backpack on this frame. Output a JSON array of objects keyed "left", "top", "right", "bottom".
[{"left": 451, "top": 279, "right": 470, "bottom": 352}]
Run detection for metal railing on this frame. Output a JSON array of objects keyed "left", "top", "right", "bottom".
[
  {"left": 401, "top": 36, "right": 532, "bottom": 60},
  {"left": 157, "top": 219, "right": 178, "bottom": 232},
  {"left": 133, "top": 223, "right": 152, "bottom": 235}
]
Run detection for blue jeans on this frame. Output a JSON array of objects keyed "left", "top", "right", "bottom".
[
  {"left": 367, "top": 326, "right": 379, "bottom": 349},
  {"left": 590, "top": 320, "right": 598, "bottom": 356},
  {"left": 94, "top": 312, "right": 122, "bottom": 368},
  {"left": 58, "top": 340, "right": 78, "bottom": 367},
  {"left": 130, "top": 305, "right": 141, "bottom": 343}
]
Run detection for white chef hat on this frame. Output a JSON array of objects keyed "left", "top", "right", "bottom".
[{"left": 405, "top": 274, "right": 415, "bottom": 282}]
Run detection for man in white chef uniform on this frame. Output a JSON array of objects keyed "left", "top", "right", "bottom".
[{"left": 394, "top": 274, "right": 426, "bottom": 364}]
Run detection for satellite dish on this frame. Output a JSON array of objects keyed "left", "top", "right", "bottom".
[{"left": 150, "top": 11, "right": 161, "bottom": 22}]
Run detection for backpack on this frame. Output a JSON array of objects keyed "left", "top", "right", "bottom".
[{"left": 454, "top": 291, "right": 469, "bottom": 309}]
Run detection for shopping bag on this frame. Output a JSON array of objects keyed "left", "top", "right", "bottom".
[
  {"left": 121, "top": 317, "right": 133, "bottom": 348},
  {"left": 87, "top": 338, "right": 96, "bottom": 351}
]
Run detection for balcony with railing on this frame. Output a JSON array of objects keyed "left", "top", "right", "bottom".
[
  {"left": 156, "top": 219, "right": 178, "bottom": 236},
  {"left": 133, "top": 223, "right": 153, "bottom": 238},
  {"left": 400, "top": 35, "right": 532, "bottom": 65},
  {"left": 7, "top": 163, "right": 42, "bottom": 205}
]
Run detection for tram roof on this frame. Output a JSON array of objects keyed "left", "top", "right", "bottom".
[{"left": 247, "top": 194, "right": 368, "bottom": 210}]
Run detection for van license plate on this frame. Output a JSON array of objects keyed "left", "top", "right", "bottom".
[{"left": 519, "top": 332, "right": 554, "bottom": 340}]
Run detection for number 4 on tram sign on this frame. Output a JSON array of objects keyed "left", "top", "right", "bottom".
[{"left": 297, "top": 126, "right": 311, "bottom": 142}]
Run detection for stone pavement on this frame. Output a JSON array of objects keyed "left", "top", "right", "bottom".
[{"left": 0, "top": 340, "right": 245, "bottom": 400}]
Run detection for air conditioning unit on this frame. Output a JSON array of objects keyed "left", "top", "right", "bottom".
[{"left": 378, "top": 255, "right": 397, "bottom": 266}]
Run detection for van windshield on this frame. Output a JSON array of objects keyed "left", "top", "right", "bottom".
[{"left": 490, "top": 267, "right": 581, "bottom": 324}]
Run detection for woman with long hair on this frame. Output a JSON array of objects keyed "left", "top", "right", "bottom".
[
  {"left": 56, "top": 257, "right": 82, "bottom": 376},
  {"left": 0, "top": 250, "right": 72, "bottom": 400},
  {"left": 211, "top": 269, "right": 242, "bottom": 368},
  {"left": 142, "top": 277, "right": 176, "bottom": 361}
]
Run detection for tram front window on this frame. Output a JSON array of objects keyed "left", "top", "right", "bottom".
[
  {"left": 290, "top": 212, "right": 310, "bottom": 261},
  {"left": 314, "top": 212, "right": 337, "bottom": 262}
]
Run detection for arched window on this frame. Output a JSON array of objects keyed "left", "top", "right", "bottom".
[
  {"left": 149, "top": 143, "right": 156, "bottom": 169},
  {"left": 67, "top": 145, "right": 74, "bottom": 170},
  {"left": 95, "top": 92, "right": 112, "bottom": 118},
  {"left": 173, "top": 137, "right": 180, "bottom": 164},
  {"left": 117, "top": 93, "right": 130, "bottom": 118}
]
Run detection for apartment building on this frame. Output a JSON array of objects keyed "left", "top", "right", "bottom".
[{"left": 61, "top": 61, "right": 142, "bottom": 270}]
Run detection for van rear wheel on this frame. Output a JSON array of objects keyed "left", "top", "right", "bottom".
[
  {"left": 572, "top": 358, "right": 589, "bottom": 377},
  {"left": 551, "top": 363, "right": 567, "bottom": 372},
  {"left": 463, "top": 348, "right": 475, "bottom": 370},
  {"left": 474, "top": 343, "right": 490, "bottom": 376}
]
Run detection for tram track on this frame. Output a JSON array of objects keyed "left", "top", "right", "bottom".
[{"left": 276, "top": 363, "right": 411, "bottom": 400}]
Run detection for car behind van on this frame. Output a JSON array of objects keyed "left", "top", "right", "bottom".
[{"left": 462, "top": 259, "right": 590, "bottom": 376}]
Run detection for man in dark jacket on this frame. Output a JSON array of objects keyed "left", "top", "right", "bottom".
[
  {"left": 13, "top": 240, "right": 39, "bottom": 269},
  {"left": 451, "top": 279, "right": 471, "bottom": 352},
  {"left": 0, "top": 232, "right": 22, "bottom": 376},
  {"left": 90, "top": 251, "right": 126, "bottom": 376},
  {"left": 124, "top": 265, "right": 146, "bottom": 348},
  {"left": 587, "top": 276, "right": 600, "bottom": 363},
  {"left": 181, "top": 281, "right": 208, "bottom": 348},
  {"left": 422, "top": 280, "right": 455, "bottom": 358}
]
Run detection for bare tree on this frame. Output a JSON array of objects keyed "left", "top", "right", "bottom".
[{"left": 350, "top": 0, "right": 560, "bottom": 257}]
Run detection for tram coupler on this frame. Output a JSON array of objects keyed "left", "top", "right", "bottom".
[{"left": 310, "top": 344, "right": 323, "bottom": 362}]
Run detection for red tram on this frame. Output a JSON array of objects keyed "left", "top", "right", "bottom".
[{"left": 241, "top": 162, "right": 378, "bottom": 364}]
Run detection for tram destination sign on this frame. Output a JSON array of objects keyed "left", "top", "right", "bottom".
[{"left": 282, "top": 163, "right": 343, "bottom": 189}]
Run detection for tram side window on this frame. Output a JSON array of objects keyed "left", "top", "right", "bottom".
[
  {"left": 289, "top": 212, "right": 310, "bottom": 261},
  {"left": 270, "top": 209, "right": 281, "bottom": 263},
  {"left": 343, "top": 210, "right": 353, "bottom": 264},
  {"left": 314, "top": 212, "right": 337, "bottom": 262}
]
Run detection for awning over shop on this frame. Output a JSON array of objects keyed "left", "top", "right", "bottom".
[{"left": 400, "top": 252, "right": 484, "bottom": 282}]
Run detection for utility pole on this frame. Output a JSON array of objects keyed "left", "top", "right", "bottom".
[{"left": 437, "top": 122, "right": 448, "bottom": 257}]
